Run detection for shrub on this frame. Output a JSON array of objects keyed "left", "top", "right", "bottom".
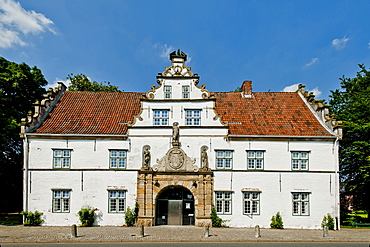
[
  {"left": 211, "top": 207, "right": 223, "bottom": 227},
  {"left": 321, "top": 213, "right": 335, "bottom": 230},
  {"left": 270, "top": 212, "right": 284, "bottom": 229},
  {"left": 20, "top": 211, "right": 44, "bottom": 226},
  {"left": 78, "top": 207, "right": 97, "bottom": 227},
  {"left": 125, "top": 207, "right": 137, "bottom": 226}
]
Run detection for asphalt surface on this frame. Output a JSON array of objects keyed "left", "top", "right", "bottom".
[{"left": 0, "top": 225, "right": 369, "bottom": 244}]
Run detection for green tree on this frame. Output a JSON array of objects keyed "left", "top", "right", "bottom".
[
  {"left": 0, "top": 57, "right": 47, "bottom": 213},
  {"left": 329, "top": 64, "right": 370, "bottom": 217},
  {"left": 67, "top": 73, "right": 122, "bottom": 92}
]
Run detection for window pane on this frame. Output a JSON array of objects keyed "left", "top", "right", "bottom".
[
  {"left": 301, "top": 152, "right": 308, "bottom": 159},
  {"left": 109, "top": 191, "right": 116, "bottom": 198},
  {"left": 225, "top": 151, "right": 232, "bottom": 158},
  {"left": 118, "top": 199, "right": 125, "bottom": 212},
  {"left": 216, "top": 151, "right": 224, "bottom": 158},
  {"left": 110, "top": 199, "right": 117, "bottom": 212},
  {"left": 248, "top": 160, "right": 255, "bottom": 169},
  {"left": 54, "top": 150, "right": 62, "bottom": 157},
  {"left": 54, "top": 158, "right": 61, "bottom": 168},
  {"left": 63, "top": 150, "right": 70, "bottom": 157},
  {"left": 292, "top": 152, "right": 299, "bottom": 159},
  {"left": 225, "top": 159, "right": 231, "bottom": 168},
  {"left": 248, "top": 151, "right": 255, "bottom": 158},
  {"left": 224, "top": 201, "right": 230, "bottom": 213},
  {"left": 256, "top": 151, "right": 263, "bottom": 158},
  {"left": 256, "top": 160, "right": 263, "bottom": 169},
  {"left": 216, "top": 201, "right": 223, "bottom": 213}
]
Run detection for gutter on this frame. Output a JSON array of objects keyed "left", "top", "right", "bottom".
[
  {"left": 25, "top": 133, "right": 128, "bottom": 138},
  {"left": 228, "top": 135, "right": 337, "bottom": 139}
]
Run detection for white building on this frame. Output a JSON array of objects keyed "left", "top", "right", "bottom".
[{"left": 21, "top": 50, "right": 342, "bottom": 229}]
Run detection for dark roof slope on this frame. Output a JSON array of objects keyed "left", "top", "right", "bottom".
[
  {"left": 34, "top": 91, "right": 142, "bottom": 135},
  {"left": 213, "top": 92, "right": 333, "bottom": 136}
]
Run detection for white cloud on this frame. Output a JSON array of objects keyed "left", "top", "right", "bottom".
[
  {"left": 282, "top": 83, "right": 300, "bottom": 93},
  {"left": 153, "top": 43, "right": 175, "bottom": 59},
  {"left": 0, "top": 0, "right": 55, "bottom": 49},
  {"left": 46, "top": 78, "right": 70, "bottom": 90},
  {"left": 368, "top": 42, "right": 370, "bottom": 49},
  {"left": 331, "top": 36, "right": 349, "bottom": 50},
  {"left": 282, "top": 83, "right": 322, "bottom": 98},
  {"left": 305, "top": 57, "right": 318, "bottom": 67}
]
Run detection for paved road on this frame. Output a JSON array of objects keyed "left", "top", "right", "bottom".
[
  {"left": 2, "top": 243, "right": 370, "bottom": 247},
  {"left": 1, "top": 225, "right": 369, "bottom": 244}
]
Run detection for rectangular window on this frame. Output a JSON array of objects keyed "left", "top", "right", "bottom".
[
  {"left": 109, "top": 150, "right": 127, "bottom": 169},
  {"left": 153, "top": 110, "right": 169, "bottom": 126},
  {"left": 292, "top": 192, "right": 310, "bottom": 216},
  {"left": 164, "top": 85, "right": 172, "bottom": 99},
  {"left": 215, "top": 191, "right": 232, "bottom": 214},
  {"left": 291, "top": 151, "right": 309, "bottom": 170},
  {"left": 182, "top": 85, "right": 190, "bottom": 99},
  {"left": 247, "top": 151, "right": 264, "bottom": 170},
  {"left": 185, "top": 109, "right": 201, "bottom": 126},
  {"left": 243, "top": 192, "right": 260, "bottom": 215},
  {"left": 108, "top": 190, "right": 126, "bottom": 213},
  {"left": 216, "top": 150, "right": 233, "bottom": 169},
  {"left": 53, "top": 149, "right": 71, "bottom": 169},
  {"left": 52, "top": 190, "right": 70, "bottom": 213}
]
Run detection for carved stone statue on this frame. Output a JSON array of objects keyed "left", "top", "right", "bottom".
[
  {"left": 172, "top": 122, "right": 179, "bottom": 143},
  {"left": 201, "top": 149, "right": 208, "bottom": 169},
  {"left": 143, "top": 147, "right": 150, "bottom": 168}
]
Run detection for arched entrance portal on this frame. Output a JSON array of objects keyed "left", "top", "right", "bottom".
[{"left": 156, "top": 186, "right": 194, "bottom": 225}]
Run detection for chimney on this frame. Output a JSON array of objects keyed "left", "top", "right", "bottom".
[{"left": 241, "top": 80, "right": 253, "bottom": 98}]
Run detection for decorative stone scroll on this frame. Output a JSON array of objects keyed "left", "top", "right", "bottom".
[{"left": 152, "top": 144, "right": 198, "bottom": 172}]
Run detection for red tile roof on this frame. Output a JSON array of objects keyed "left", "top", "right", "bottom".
[
  {"left": 213, "top": 92, "right": 334, "bottom": 136},
  {"left": 34, "top": 91, "right": 142, "bottom": 135},
  {"left": 33, "top": 91, "right": 334, "bottom": 137}
]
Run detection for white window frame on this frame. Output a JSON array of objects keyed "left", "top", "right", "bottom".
[
  {"left": 185, "top": 109, "right": 201, "bottom": 126},
  {"left": 216, "top": 150, "right": 233, "bottom": 169},
  {"left": 215, "top": 191, "right": 232, "bottom": 215},
  {"left": 182, "top": 85, "right": 190, "bottom": 99},
  {"left": 153, "top": 110, "right": 169, "bottom": 126},
  {"left": 291, "top": 151, "right": 309, "bottom": 171},
  {"left": 109, "top": 150, "right": 127, "bottom": 169},
  {"left": 164, "top": 85, "right": 172, "bottom": 99},
  {"left": 108, "top": 190, "right": 126, "bottom": 213},
  {"left": 246, "top": 151, "right": 264, "bottom": 170},
  {"left": 243, "top": 192, "right": 260, "bottom": 215},
  {"left": 53, "top": 149, "right": 71, "bottom": 169},
  {"left": 292, "top": 192, "right": 310, "bottom": 216},
  {"left": 52, "top": 190, "right": 71, "bottom": 213}
]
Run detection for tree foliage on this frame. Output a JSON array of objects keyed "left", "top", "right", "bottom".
[
  {"left": 0, "top": 57, "right": 47, "bottom": 213},
  {"left": 67, "top": 73, "right": 122, "bottom": 92},
  {"left": 329, "top": 64, "right": 370, "bottom": 216}
]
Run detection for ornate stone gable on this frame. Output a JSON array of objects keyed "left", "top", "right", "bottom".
[{"left": 152, "top": 142, "right": 198, "bottom": 172}]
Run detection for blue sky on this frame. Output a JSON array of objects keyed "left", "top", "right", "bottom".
[{"left": 1, "top": 0, "right": 370, "bottom": 100}]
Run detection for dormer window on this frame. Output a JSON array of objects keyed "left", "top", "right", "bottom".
[
  {"left": 164, "top": 85, "right": 171, "bottom": 99},
  {"left": 182, "top": 85, "right": 189, "bottom": 99},
  {"left": 153, "top": 110, "right": 169, "bottom": 126},
  {"left": 185, "top": 109, "right": 201, "bottom": 126}
]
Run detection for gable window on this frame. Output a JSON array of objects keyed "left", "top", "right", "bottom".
[
  {"left": 52, "top": 190, "right": 70, "bottom": 213},
  {"left": 292, "top": 192, "right": 310, "bottom": 216},
  {"left": 247, "top": 151, "right": 264, "bottom": 170},
  {"left": 185, "top": 109, "right": 201, "bottom": 126},
  {"left": 53, "top": 149, "right": 71, "bottom": 169},
  {"left": 216, "top": 150, "right": 233, "bottom": 169},
  {"left": 182, "top": 85, "right": 190, "bottom": 99},
  {"left": 108, "top": 190, "right": 126, "bottom": 213},
  {"left": 243, "top": 192, "right": 260, "bottom": 215},
  {"left": 215, "top": 191, "right": 232, "bottom": 214},
  {"left": 291, "top": 151, "right": 309, "bottom": 171},
  {"left": 164, "top": 85, "right": 172, "bottom": 99},
  {"left": 153, "top": 110, "right": 169, "bottom": 126},
  {"left": 109, "top": 150, "right": 127, "bottom": 169}
]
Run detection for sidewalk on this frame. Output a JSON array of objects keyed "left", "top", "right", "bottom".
[{"left": 1, "top": 225, "right": 369, "bottom": 243}]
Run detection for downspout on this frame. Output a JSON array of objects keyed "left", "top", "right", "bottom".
[
  {"left": 24, "top": 134, "right": 29, "bottom": 213},
  {"left": 334, "top": 137, "right": 340, "bottom": 230}
]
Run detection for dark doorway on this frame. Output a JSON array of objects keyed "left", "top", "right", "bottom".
[{"left": 155, "top": 186, "right": 194, "bottom": 225}]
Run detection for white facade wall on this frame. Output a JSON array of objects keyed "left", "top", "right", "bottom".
[{"left": 24, "top": 135, "right": 339, "bottom": 228}]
